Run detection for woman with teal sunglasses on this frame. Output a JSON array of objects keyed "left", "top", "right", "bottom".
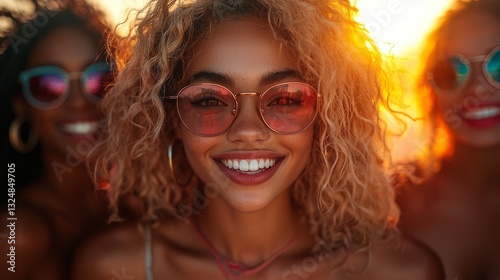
[
  {"left": 0, "top": 0, "right": 114, "bottom": 279},
  {"left": 397, "top": 0, "right": 500, "bottom": 279}
]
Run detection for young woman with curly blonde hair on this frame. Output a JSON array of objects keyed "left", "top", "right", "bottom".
[
  {"left": 71, "top": 0, "right": 443, "bottom": 279},
  {"left": 397, "top": 0, "right": 500, "bottom": 279}
]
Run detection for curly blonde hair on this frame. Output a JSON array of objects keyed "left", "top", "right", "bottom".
[
  {"left": 91, "top": 0, "right": 398, "bottom": 250},
  {"left": 413, "top": 0, "right": 500, "bottom": 177}
]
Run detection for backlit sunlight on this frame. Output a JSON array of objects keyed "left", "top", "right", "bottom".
[
  {"left": 356, "top": 0, "right": 454, "bottom": 162},
  {"left": 356, "top": 0, "right": 453, "bottom": 56}
]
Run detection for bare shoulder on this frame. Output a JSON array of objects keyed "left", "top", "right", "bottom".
[
  {"left": 366, "top": 234, "right": 444, "bottom": 280},
  {"left": 332, "top": 234, "right": 443, "bottom": 280},
  {"left": 0, "top": 206, "right": 53, "bottom": 279},
  {"left": 70, "top": 220, "right": 148, "bottom": 280},
  {"left": 70, "top": 217, "right": 206, "bottom": 280},
  {"left": 1, "top": 206, "right": 53, "bottom": 252}
]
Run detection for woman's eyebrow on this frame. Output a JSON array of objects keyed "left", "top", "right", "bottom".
[
  {"left": 189, "top": 71, "right": 234, "bottom": 85},
  {"left": 188, "top": 69, "right": 303, "bottom": 87},
  {"left": 260, "top": 69, "right": 303, "bottom": 86}
]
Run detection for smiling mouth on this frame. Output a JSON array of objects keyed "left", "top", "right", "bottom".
[
  {"left": 61, "top": 121, "right": 99, "bottom": 134},
  {"left": 220, "top": 158, "right": 278, "bottom": 174},
  {"left": 461, "top": 106, "right": 500, "bottom": 120}
]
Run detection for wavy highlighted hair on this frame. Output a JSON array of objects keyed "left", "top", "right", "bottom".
[{"left": 91, "top": 0, "right": 399, "bottom": 250}]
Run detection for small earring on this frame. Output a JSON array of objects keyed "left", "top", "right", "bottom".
[
  {"left": 9, "top": 116, "right": 38, "bottom": 153},
  {"left": 167, "top": 140, "right": 175, "bottom": 181},
  {"left": 167, "top": 139, "right": 193, "bottom": 187}
]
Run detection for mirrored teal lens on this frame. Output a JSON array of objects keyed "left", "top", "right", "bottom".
[
  {"left": 451, "top": 56, "right": 468, "bottom": 87},
  {"left": 486, "top": 50, "right": 500, "bottom": 85}
]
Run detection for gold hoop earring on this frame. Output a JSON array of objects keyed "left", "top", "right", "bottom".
[
  {"left": 9, "top": 116, "right": 38, "bottom": 153},
  {"left": 167, "top": 139, "right": 193, "bottom": 187},
  {"left": 167, "top": 140, "right": 175, "bottom": 181}
]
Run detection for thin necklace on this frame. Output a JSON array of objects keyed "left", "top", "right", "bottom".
[{"left": 191, "top": 221, "right": 300, "bottom": 279}]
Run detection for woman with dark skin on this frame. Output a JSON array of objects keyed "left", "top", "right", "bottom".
[
  {"left": 72, "top": 0, "right": 443, "bottom": 279},
  {"left": 397, "top": 0, "right": 500, "bottom": 279},
  {"left": 0, "top": 1, "right": 114, "bottom": 279}
]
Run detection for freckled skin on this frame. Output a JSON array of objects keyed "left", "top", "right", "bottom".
[{"left": 180, "top": 18, "right": 313, "bottom": 213}]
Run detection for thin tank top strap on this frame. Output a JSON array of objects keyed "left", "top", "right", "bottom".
[{"left": 144, "top": 221, "right": 154, "bottom": 280}]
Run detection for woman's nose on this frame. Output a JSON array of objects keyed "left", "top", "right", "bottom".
[
  {"left": 65, "top": 76, "right": 93, "bottom": 109},
  {"left": 226, "top": 95, "right": 270, "bottom": 144}
]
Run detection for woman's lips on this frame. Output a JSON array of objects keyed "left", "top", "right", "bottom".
[
  {"left": 460, "top": 105, "right": 500, "bottom": 128},
  {"left": 60, "top": 121, "right": 100, "bottom": 135},
  {"left": 58, "top": 120, "right": 102, "bottom": 142},
  {"left": 214, "top": 151, "right": 285, "bottom": 186}
]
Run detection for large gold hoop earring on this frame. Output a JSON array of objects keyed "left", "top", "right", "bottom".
[
  {"left": 167, "top": 139, "right": 193, "bottom": 187},
  {"left": 9, "top": 116, "right": 38, "bottom": 153}
]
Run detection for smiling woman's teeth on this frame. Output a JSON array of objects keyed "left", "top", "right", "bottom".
[
  {"left": 462, "top": 107, "right": 500, "bottom": 120},
  {"left": 61, "top": 122, "right": 99, "bottom": 134},
  {"left": 222, "top": 159, "right": 276, "bottom": 172}
]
